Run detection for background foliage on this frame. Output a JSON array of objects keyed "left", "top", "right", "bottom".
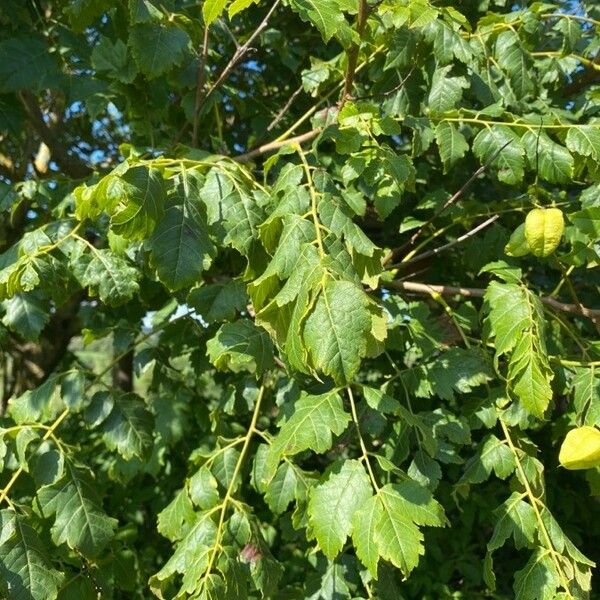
[{"left": 0, "top": 0, "right": 599, "bottom": 598}]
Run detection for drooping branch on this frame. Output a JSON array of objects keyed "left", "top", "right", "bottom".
[{"left": 387, "top": 280, "right": 600, "bottom": 323}]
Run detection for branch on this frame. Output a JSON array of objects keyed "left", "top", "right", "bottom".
[
  {"left": 341, "top": 0, "right": 369, "bottom": 103},
  {"left": 387, "top": 280, "right": 600, "bottom": 323},
  {"left": 235, "top": 128, "right": 320, "bottom": 163},
  {"left": 19, "top": 91, "right": 91, "bottom": 179},
  {"left": 383, "top": 139, "right": 512, "bottom": 265},
  {"left": 199, "top": 0, "right": 281, "bottom": 116},
  {"left": 266, "top": 84, "right": 304, "bottom": 132},
  {"left": 396, "top": 215, "right": 500, "bottom": 267},
  {"left": 192, "top": 24, "right": 211, "bottom": 147}
]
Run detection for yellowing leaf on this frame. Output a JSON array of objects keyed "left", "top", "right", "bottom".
[
  {"left": 524, "top": 208, "right": 564, "bottom": 258},
  {"left": 559, "top": 426, "right": 600, "bottom": 470},
  {"left": 203, "top": 0, "right": 228, "bottom": 25}
]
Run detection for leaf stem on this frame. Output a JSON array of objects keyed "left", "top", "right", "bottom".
[
  {"left": 200, "top": 383, "right": 266, "bottom": 589},
  {"left": 499, "top": 418, "right": 573, "bottom": 598},
  {"left": 295, "top": 143, "right": 325, "bottom": 258},
  {"left": 347, "top": 387, "right": 379, "bottom": 492}
]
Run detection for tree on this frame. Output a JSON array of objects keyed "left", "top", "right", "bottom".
[{"left": 0, "top": 0, "right": 599, "bottom": 597}]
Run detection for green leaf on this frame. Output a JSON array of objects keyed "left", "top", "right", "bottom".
[
  {"left": 289, "top": 0, "right": 355, "bottom": 46},
  {"left": 206, "top": 319, "right": 274, "bottom": 376},
  {"left": 201, "top": 168, "right": 263, "bottom": 255},
  {"left": 566, "top": 126, "right": 600, "bottom": 160},
  {"left": 264, "top": 462, "right": 299, "bottom": 515},
  {"left": 150, "top": 512, "right": 217, "bottom": 597},
  {"left": 472, "top": 126, "right": 524, "bottom": 184},
  {"left": 303, "top": 278, "right": 371, "bottom": 384},
  {"left": 461, "top": 434, "right": 515, "bottom": 484},
  {"left": 435, "top": 122, "right": 469, "bottom": 171},
  {"left": 65, "top": 0, "right": 107, "bottom": 30},
  {"left": 187, "top": 280, "right": 247, "bottom": 323},
  {"left": 2, "top": 292, "right": 48, "bottom": 341},
  {"left": 427, "top": 66, "right": 468, "bottom": 113},
  {"left": 149, "top": 171, "right": 217, "bottom": 291},
  {"left": 352, "top": 494, "right": 380, "bottom": 578},
  {"left": 91, "top": 38, "right": 136, "bottom": 83},
  {"left": 228, "top": 0, "right": 260, "bottom": 18},
  {"left": 129, "top": 23, "right": 191, "bottom": 77},
  {"left": 129, "top": 0, "right": 163, "bottom": 23},
  {"left": 265, "top": 390, "right": 350, "bottom": 476},
  {"left": 522, "top": 131, "right": 574, "bottom": 185},
  {"left": 570, "top": 207, "right": 600, "bottom": 238},
  {"left": 56, "top": 576, "right": 97, "bottom": 600},
  {"left": 37, "top": 462, "right": 118, "bottom": 558},
  {"left": 157, "top": 488, "right": 196, "bottom": 542},
  {"left": 189, "top": 467, "right": 220, "bottom": 510},
  {"left": 110, "top": 166, "right": 166, "bottom": 239},
  {"left": 0, "top": 510, "right": 64, "bottom": 600},
  {"left": 484, "top": 281, "right": 553, "bottom": 417},
  {"left": 432, "top": 20, "right": 471, "bottom": 64},
  {"left": 9, "top": 376, "right": 64, "bottom": 425},
  {"left": 513, "top": 549, "right": 559, "bottom": 600},
  {"left": 318, "top": 197, "right": 378, "bottom": 257},
  {"left": 211, "top": 446, "right": 240, "bottom": 490},
  {"left": 308, "top": 460, "right": 372, "bottom": 559},
  {"left": 0, "top": 35, "right": 62, "bottom": 93},
  {"left": 72, "top": 248, "right": 140, "bottom": 305},
  {"left": 367, "top": 483, "right": 445, "bottom": 577},
  {"left": 97, "top": 392, "right": 154, "bottom": 461},
  {"left": 488, "top": 492, "right": 536, "bottom": 552},
  {"left": 495, "top": 30, "right": 533, "bottom": 98},
  {"left": 403, "top": 347, "right": 492, "bottom": 401},
  {"left": 203, "top": 0, "right": 228, "bottom": 25},
  {"left": 571, "top": 367, "right": 600, "bottom": 427}
]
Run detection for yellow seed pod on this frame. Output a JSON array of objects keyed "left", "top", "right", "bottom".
[
  {"left": 524, "top": 208, "right": 564, "bottom": 257},
  {"left": 558, "top": 426, "right": 600, "bottom": 470}
]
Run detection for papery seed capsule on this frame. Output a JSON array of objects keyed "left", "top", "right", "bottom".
[
  {"left": 524, "top": 208, "right": 564, "bottom": 257},
  {"left": 559, "top": 426, "right": 600, "bottom": 470}
]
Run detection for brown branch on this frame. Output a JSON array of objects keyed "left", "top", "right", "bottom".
[
  {"left": 19, "top": 91, "right": 91, "bottom": 179},
  {"left": 387, "top": 280, "right": 600, "bottom": 323},
  {"left": 342, "top": 0, "right": 369, "bottom": 103},
  {"left": 235, "top": 128, "right": 320, "bottom": 163}
]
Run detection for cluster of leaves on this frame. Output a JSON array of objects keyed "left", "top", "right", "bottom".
[{"left": 0, "top": 0, "right": 599, "bottom": 598}]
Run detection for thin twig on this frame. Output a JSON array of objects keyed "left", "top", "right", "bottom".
[
  {"left": 192, "top": 25, "right": 211, "bottom": 147},
  {"left": 221, "top": 21, "right": 241, "bottom": 49},
  {"left": 353, "top": 67, "right": 415, "bottom": 101},
  {"left": 202, "top": 0, "right": 281, "bottom": 111},
  {"left": 266, "top": 84, "right": 304, "bottom": 132},
  {"left": 386, "top": 280, "right": 600, "bottom": 323},
  {"left": 383, "top": 139, "right": 513, "bottom": 266},
  {"left": 395, "top": 215, "right": 499, "bottom": 267}
]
